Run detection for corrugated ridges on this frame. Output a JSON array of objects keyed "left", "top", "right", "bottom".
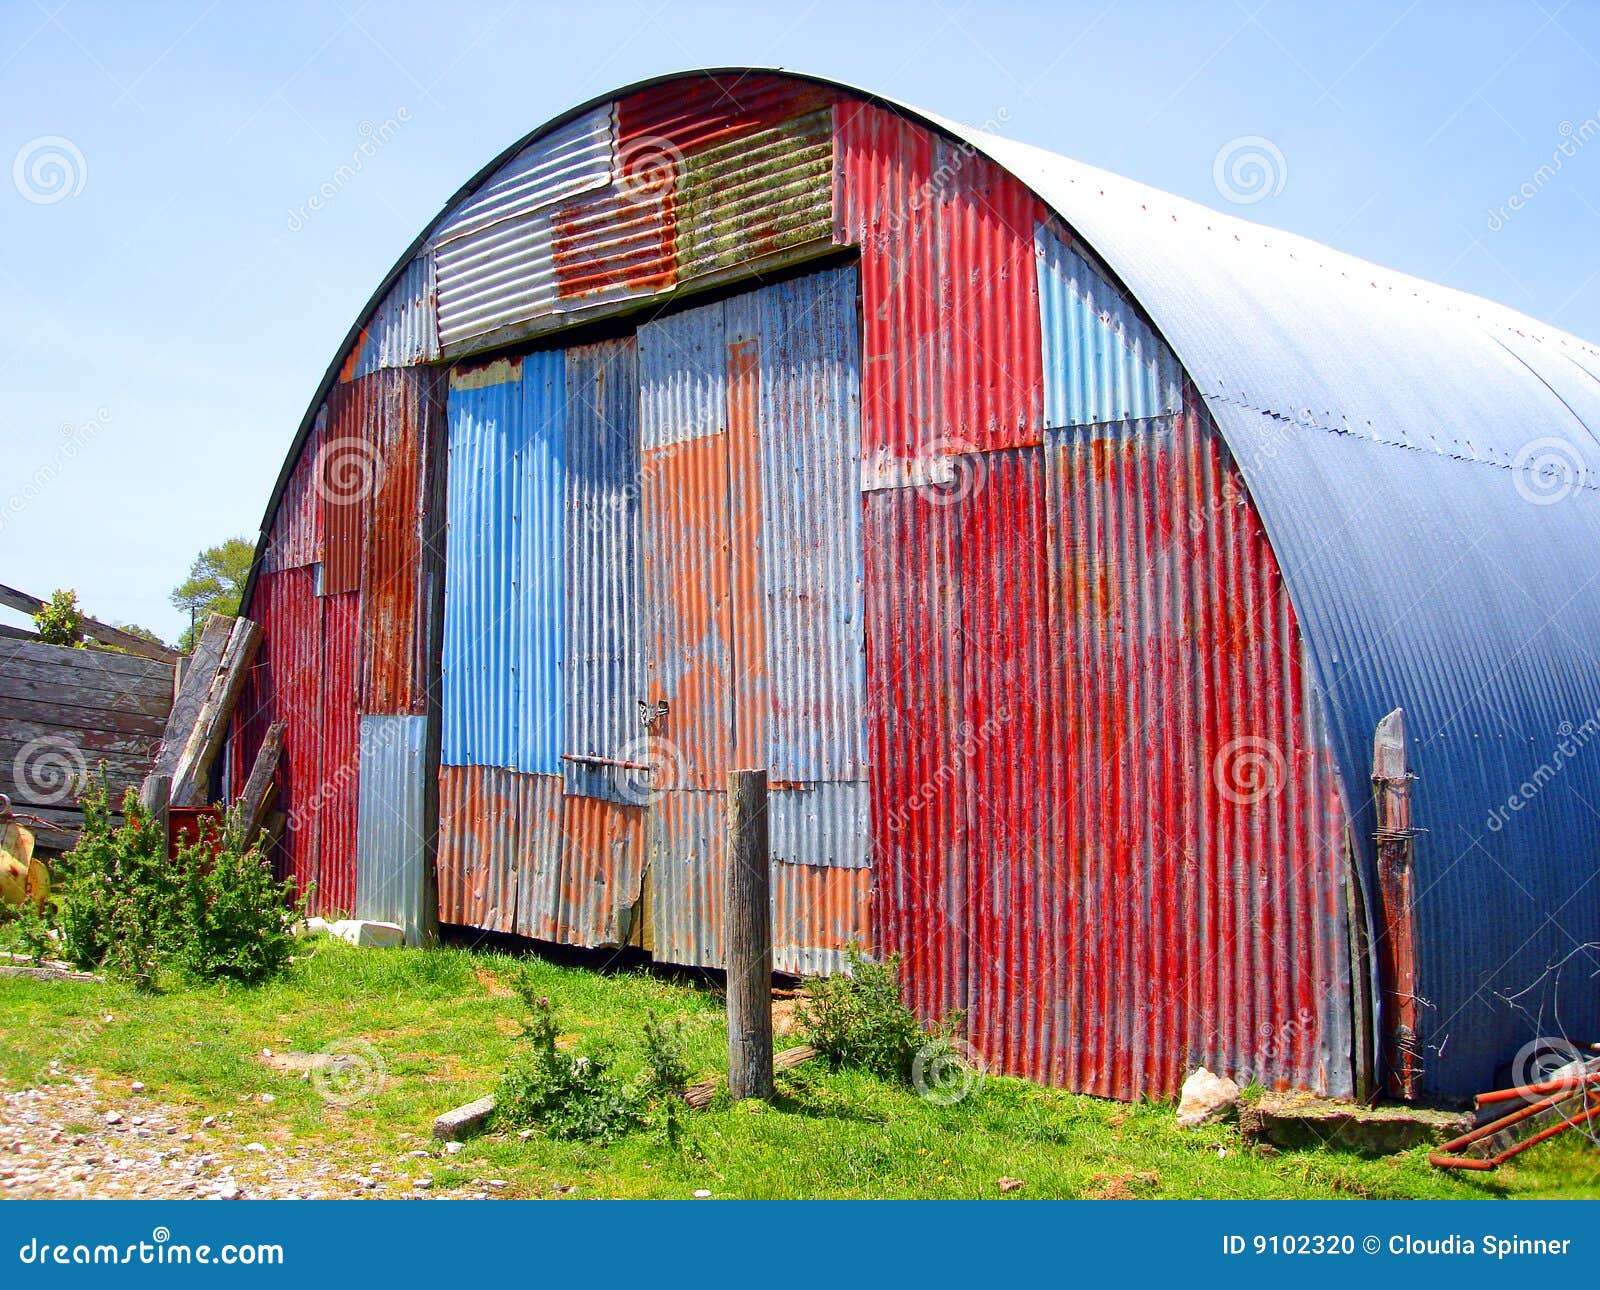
[
  {"left": 558, "top": 794, "right": 646, "bottom": 947},
  {"left": 319, "top": 589, "right": 362, "bottom": 917},
  {"left": 616, "top": 72, "right": 835, "bottom": 158},
  {"left": 262, "top": 405, "right": 325, "bottom": 572},
  {"left": 639, "top": 298, "right": 727, "bottom": 450},
  {"left": 436, "top": 763, "right": 523, "bottom": 933},
  {"left": 347, "top": 257, "right": 439, "bottom": 381},
  {"left": 354, "top": 714, "right": 429, "bottom": 943},
  {"left": 773, "top": 860, "right": 871, "bottom": 976},
  {"left": 550, "top": 182, "right": 677, "bottom": 302},
  {"left": 1035, "top": 223, "right": 1183, "bottom": 429},
  {"left": 648, "top": 788, "right": 725, "bottom": 967}
]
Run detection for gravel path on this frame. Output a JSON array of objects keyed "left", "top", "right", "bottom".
[{"left": 1, "top": 1074, "right": 502, "bottom": 1200}]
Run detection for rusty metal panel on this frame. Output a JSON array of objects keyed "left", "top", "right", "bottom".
[
  {"left": 769, "top": 782, "right": 868, "bottom": 869},
  {"left": 558, "top": 794, "right": 646, "bottom": 947},
  {"left": 318, "top": 589, "right": 361, "bottom": 917},
  {"left": 440, "top": 353, "right": 565, "bottom": 772},
  {"left": 773, "top": 860, "right": 871, "bottom": 976},
  {"left": 675, "top": 109, "right": 833, "bottom": 283},
  {"left": 359, "top": 367, "right": 436, "bottom": 715},
  {"left": 349, "top": 256, "right": 439, "bottom": 380},
  {"left": 648, "top": 788, "right": 724, "bottom": 967},
  {"left": 835, "top": 103, "right": 1043, "bottom": 462},
  {"left": 320, "top": 381, "right": 369, "bottom": 596},
  {"left": 564, "top": 337, "right": 644, "bottom": 801},
  {"left": 1035, "top": 224, "right": 1182, "bottom": 430},
  {"left": 725, "top": 294, "right": 768, "bottom": 772},
  {"left": 354, "top": 714, "right": 429, "bottom": 943},
  {"left": 616, "top": 73, "right": 835, "bottom": 158},
  {"left": 435, "top": 763, "right": 521, "bottom": 933},
  {"left": 756, "top": 265, "right": 866, "bottom": 780},
  {"left": 263, "top": 405, "right": 325, "bottom": 572},
  {"left": 511, "top": 772, "right": 565, "bottom": 943},
  {"left": 640, "top": 434, "right": 731, "bottom": 791},
  {"left": 551, "top": 183, "right": 676, "bottom": 304},
  {"left": 639, "top": 295, "right": 726, "bottom": 450}
]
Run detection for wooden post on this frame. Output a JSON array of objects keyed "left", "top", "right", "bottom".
[
  {"left": 235, "top": 721, "right": 286, "bottom": 841},
  {"left": 138, "top": 773, "right": 170, "bottom": 859},
  {"left": 1372, "top": 708, "right": 1420, "bottom": 1100},
  {"left": 725, "top": 768, "right": 773, "bottom": 1102}
]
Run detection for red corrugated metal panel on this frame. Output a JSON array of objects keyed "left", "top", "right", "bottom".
[
  {"left": 641, "top": 434, "right": 732, "bottom": 790},
  {"left": 250, "top": 567, "right": 321, "bottom": 903},
  {"left": 834, "top": 101, "right": 1043, "bottom": 461},
  {"left": 318, "top": 589, "right": 361, "bottom": 917},
  {"left": 865, "top": 413, "right": 1351, "bottom": 1098},
  {"left": 773, "top": 861, "right": 871, "bottom": 976},
  {"left": 558, "top": 794, "right": 646, "bottom": 947},
  {"left": 358, "top": 367, "right": 438, "bottom": 715},
  {"left": 551, "top": 183, "right": 676, "bottom": 302},
  {"left": 436, "top": 764, "right": 522, "bottom": 933},
  {"left": 616, "top": 73, "right": 835, "bottom": 159},
  {"left": 263, "top": 406, "right": 325, "bottom": 572}
]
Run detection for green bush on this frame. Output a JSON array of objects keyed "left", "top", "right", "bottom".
[
  {"left": 57, "top": 778, "right": 300, "bottom": 989},
  {"left": 495, "top": 981, "right": 642, "bottom": 1143},
  {"left": 33, "top": 589, "right": 86, "bottom": 648},
  {"left": 798, "top": 949, "right": 953, "bottom": 1084}
]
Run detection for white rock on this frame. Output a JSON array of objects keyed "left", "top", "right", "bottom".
[
  {"left": 693, "top": 1188, "right": 712, "bottom": 1198},
  {"left": 243, "top": 1142, "right": 267, "bottom": 1153},
  {"left": 260, "top": 1094, "right": 275, "bottom": 1104},
  {"left": 413, "top": 1177, "right": 433, "bottom": 1190},
  {"left": 103, "top": 1111, "right": 121, "bottom": 1126},
  {"left": 327, "top": 920, "right": 406, "bottom": 949},
  {"left": 1176, "top": 1067, "right": 1240, "bottom": 1128},
  {"left": 444, "top": 1142, "right": 463, "bottom": 1155},
  {"left": 130, "top": 1082, "right": 145, "bottom": 1093}
]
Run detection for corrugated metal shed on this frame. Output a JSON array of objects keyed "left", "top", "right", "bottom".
[
  {"left": 347, "top": 256, "right": 439, "bottom": 380},
  {"left": 354, "top": 714, "right": 429, "bottom": 943}
]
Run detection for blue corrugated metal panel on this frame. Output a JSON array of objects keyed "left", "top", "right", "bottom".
[
  {"left": 354, "top": 714, "right": 429, "bottom": 944},
  {"left": 1035, "top": 223, "right": 1182, "bottom": 430},
  {"left": 441, "top": 351, "right": 565, "bottom": 773},
  {"left": 564, "top": 338, "right": 643, "bottom": 801},
  {"left": 769, "top": 782, "right": 869, "bottom": 869},
  {"left": 977, "top": 124, "right": 1600, "bottom": 1096},
  {"left": 756, "top": 264, "right": 867, "bottom": 780},
  {"left": 351, "top": 256, "right": 438, "bottom": 379},
  {"left": 639, "top": 297, "right": 726, "bottom": 449}
]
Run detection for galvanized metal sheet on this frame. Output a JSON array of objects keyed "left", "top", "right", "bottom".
[
  {"left": 1035, "top": 224, "right": 1182, "bottom": 429},
  {"left": 564, "top": 338, "right": 644, "bottom": 802},
  {"left": 348, "top": 256, "right": 439, "bottom": 380},
  {"left": 755, "top": 265, "right": 867, "bottom": 780},
  {"left": 639, "top": 297, "right": 726, "bottom": 449},
  {"left": 511, "top": 772, "right": 565, "bottom": 943},
  {"left": 434, "top": 105, "right": 613, "bottom": 247},
  {"left": 648, "top": 787, "right": 725, "bottom": 967},
  {"left": 835, "top": 104, "right": 1043, "bottom": 462},
  {"left": 558, "top": 794, "right": 647, "bottom": 947},
  {"left": 440, "top": 353, "right": 565, "bottom": 773},
  {"left": 354, "top": 714, "right": 429, "bottom": 944},
  {"left": 676, "top": 109, "right": 833, "bottom": 283},
  {"left": 773, "top": 859, "right": 871, "bottom": 976},
  {"left": 434, "top": 210, "right": 558, "bottom": 351},
  {"left": 725, "top": 293, "right": 768, "bottom": 771},
  {"left": 769, "top": 782, "right": 868, "bottom": 870}
]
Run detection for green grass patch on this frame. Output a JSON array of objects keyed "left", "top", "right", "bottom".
[{"left": 2, "top": 937, "right": 1596, "bottom": 1199}]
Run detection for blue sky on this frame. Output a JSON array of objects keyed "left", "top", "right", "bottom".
[{"left": 2, "top": 0, "right": 1598, "bottom": 643}]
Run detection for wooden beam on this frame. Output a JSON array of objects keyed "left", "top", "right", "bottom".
[
  {"left": 0, "top": 582, "right": 178, "bottom": 663},
  {"left": 168, "top": 616, "right": 261, "bottom": 807},
  {"left": 725, "top": 768, "right": 774, "bottom": 1102},
  {"left": 138, "top": 773, "right": 170, "bottom": 859},
  {"left": 153, "top": 614, "right": 232, "bottom": 783},
  {"left": 234, "top": 721, "right": 285, "bottom": 841},
  {"left": 1373, "top": 708, "right": 1420, "bottom": 1101}
]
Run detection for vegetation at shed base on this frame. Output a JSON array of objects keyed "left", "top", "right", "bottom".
[
  {"left": 1, "top": 937, "right": 1596, "bottom": 1200},
  {"left": 799, "top": 949, "right": 958, "bottom": 1084},
  {"left": 169, "top": 536, "right": 253, "bottom": 652},
  {"left": 32, "top": 588, "right": 86, "bottom": 647},
  {"left": 45, "top": 777, "right": 301, "bottom": 989}
]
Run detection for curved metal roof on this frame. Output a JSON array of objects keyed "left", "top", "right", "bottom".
[{"left": 249, "top": 69, "right": 1600, "bottom": 1094}]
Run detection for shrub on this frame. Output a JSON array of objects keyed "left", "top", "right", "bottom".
[
  {"left": 57, "top": 779, "right": 299, "bottom": 989},
  {"left": 639, "top": 1010, "right": 692, "bottom": 1146},
  {"left": 495, "top": 981, "right": 642, "bottom": 1143},
  {"left": 798, "top": 949, "right": 951, "bottom": 1083},
  {"left": 33, "top": 589, "right": 86, "bottom": 648},
  {"left": 174, "top": 811, "right": 301, "bottom": 985}
]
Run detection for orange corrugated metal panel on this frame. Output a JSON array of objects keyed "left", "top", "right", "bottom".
[
  {"left": 321, "top": 380, "right": 368, "bottom": 596},
  {"left": 318, "top": 589, "right": 361, "bottom": 916},
  {"left": 834, "top": 100, "right": 1044, "bottom": 461},
  {"left": 641, "top": 433, "right": 732, "bottom": 790},
  {"left": 436, "top": 764, "right": 522, "bottom": 933},
  {"left": 558, "top": 794, "right": 647, "bottom": 947},
  {"left": 357, "top": 367, "right": 440, "bottom": 715},
  {"left": 725, "top": 306, "right": 768, "bottom": 770},
  {"left": 772, "top": 861, "right": 871, "bottom": 976},
  {"left": 551, "top": 183, "right": 676, "bottom": 303},
  {"left": 616, "top": 72, "right": 835, "bottom": 159}
]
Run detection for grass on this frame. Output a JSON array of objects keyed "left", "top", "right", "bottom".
[{"left": 2, "top": 936, "right": 1597, "bottom": 1199}]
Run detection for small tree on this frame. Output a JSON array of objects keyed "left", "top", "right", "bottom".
[
  {"left": 170, "top": 537, "right": 254, "bottom": 652},
  {"left": 33, "top": 589, "right": 86, "bottom": 647}
]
